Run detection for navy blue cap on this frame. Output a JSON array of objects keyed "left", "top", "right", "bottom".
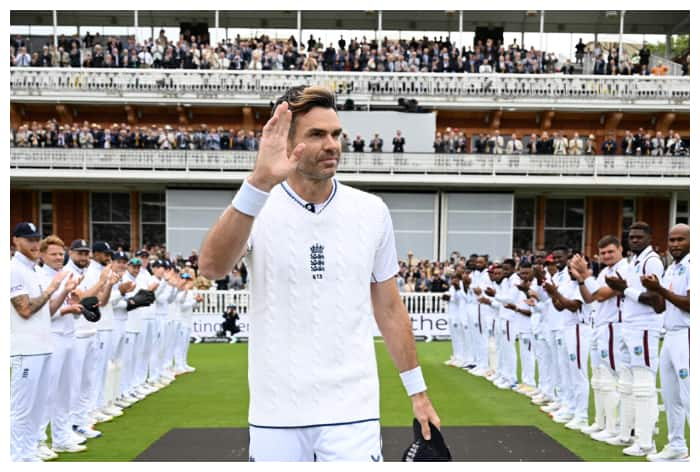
[
  {"left": 112, "top": 250, "right": 128, "bottom": 261},
  {"left": 135, "top": 249, "right": 149, "bottom": 257},
  {"left": 162, "top": 260, "right": 173, "bottom": 269},
  {"left": 70, "top": 239, "right": 91, "bottom": 251},
  {"left": 13, "top": 222, "right": 41, "bottom": 239},
  {"left": 92, "top": 241, "right": 113, "bottom": 254}
]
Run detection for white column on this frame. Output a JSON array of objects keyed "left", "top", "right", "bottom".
[
  {"left": 214, "top": 10, "right": 219, "bottom": 46},
  {"left": 539, "top": 10, "right": 545, "bottom": 52},
  {"left": 52, "top": 10, "right": 58, "bottom": 48},
  {"left": 377, "top": 10, "right": 383, "bottom": 44},
  {"left": 458, "top": 10, "right": 463, "bottom": 48},
  {"left": 297, "top": 10, "right": 302, "bottom": 47},
  {"left": 665, "top": 34, "right": 672, "bottom": 59},
  {"left": 134, "top": 10, "right": 139, "bottom": 44},
  {"left": 669, "top": 192, "right": 678, "bottom": 227},
  {"left": 618, "top": 10, "right": 625, "bottom": 57}
]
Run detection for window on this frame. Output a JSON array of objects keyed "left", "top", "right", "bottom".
[
  {"left": 91, "top": 193, "right": 131, "bottom": 250},
  {"left": 141, "top": 192, "right": 166, "bottom": 247},
  {"left": 40, "top": 191, "right": 53, "bottom": 237},
  {"left": 513, "top": 197, "right": 535, "bottom": 253},
  {"left": 676, "top": 199, "right": 689, "bottom": 225},
  {"left": 544, "top": 198, "right": 585, "bottom": 251}
]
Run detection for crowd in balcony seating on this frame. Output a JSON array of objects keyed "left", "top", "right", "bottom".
[
  {"left": 10, "top": 31, "right": 579, "bottom": 74},
  {"left": 10, "top": 120, "right": 262, "bottom": 150},
  {"left": 10, "top": 120, "right": 689, "bottom": 156},
  {"left": 434, "top": 128, "right": 689, "bottom": 156}
]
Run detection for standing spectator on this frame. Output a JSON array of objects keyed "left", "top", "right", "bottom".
[
  {"left": 369, "top": 133, "right": 383, "bottom": 152},
  {"left": 538, "top": 131, "right": 553, "bottom": 154},
  {"left": 392, "top": 130, "right": 405, "bottom": 153},
  {"left": 506, "top": 133, "right": 523, "bottom": 154},
  {"left": 584, "top": 134, "right": 597, "bottom": 155},
  {"left": 568, "top": 132, "right": 583, "bottom": 155},
  {"left": 552, "top": 131, "right": 568, "bottom": 155},
  {"left": 490, "top": 130, "right": 505, "bottom": 154},
  {"left": 638, "top": 42, "right": 651, "bottom": 68},
  {"left": 15, "top": 46, "right": 31, "bottom": 66},
  {"left": 575, "top": 38, "right": 585, "bottom": 65},
  {"left": 352, "top": 134, "right": 365, "bottom": 152},
  {"left": 526, "top": 133, "right": 538, "bottom": 154},
  {"left": 340, "top": 133, "right": 350, "bottom": 153},
  {"left": 622, "top": 130, "right": 635, "bottom": 156},
  {"left": 433, "top": 132, "right": 445, "bottom": 153},
  {"left": 602, "top": 134, "right": 617, "bottom": 155},
  {"left": 651, "top": 131, "right": 665, "bottom": 156}
]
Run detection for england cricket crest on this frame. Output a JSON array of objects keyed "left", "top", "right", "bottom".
[{"left": 310, "top": 243, "right": 325, "bottom": 280}]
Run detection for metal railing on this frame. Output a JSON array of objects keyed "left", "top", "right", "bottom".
[
  {"left": 10, "top": 68, "right": 690, "bottom": 105},
  {"left": 192, "top": 289, "right": 447, "bottom": 316},
  {"left": 9, "top": 148, "right": 690, "bottom": 178},
  {"left": 649, "top": 54, "right": 685, "bottom": 77}
]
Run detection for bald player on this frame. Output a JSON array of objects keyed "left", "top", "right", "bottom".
[{"left": 644, "top": 224, "right": 690, "bottom": 462}]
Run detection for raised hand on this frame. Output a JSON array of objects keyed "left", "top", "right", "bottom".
[
  {"left": 48, "top": 270, "right": 70, "bottom": 292},
  {"left": 119, "top": 280, "right": 136, "bottom": 295},
  {"left": 108, "top": 270, "right": 121, "bottom": 286},
  {"left": 485, "top": 287, "right": 496, "bottom": 297},
  {"left": 248, "top": 101, "right": 306, "bottom": 192},
  {"left": 641, "top": 274, "right": 661, "bottom": 292},
  {"left": 64, "top": 273, "right": 83, "bottom": 293}
]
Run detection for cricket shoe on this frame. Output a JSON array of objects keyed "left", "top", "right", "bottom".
[
  {"left": 590, "top": 429, "right": 618, "bottom": 443},
  {"left": 70, "top": 431, "right": 87, "bottom": 445},
  {"left": 646, "top": 445, "right": 689, "bottom": 462},
  {"left": 102, "top": 404, "right": 124, "bottom": 417},
  {"left": 37, "top": 442, "right": 58, "bottom": 461},
  {"left": 531, "top": 394, "right": 551, "bottom": 405},
  {"left": 52, "top": 443, "right": 87, "bottom": 453},
  {"left": 580, "top": 422, "right": 604, "bottom": 435},
  {"left": 73, "top": 425, "right": 102, "bottom": 439},
  {"left": 564, "top": 417, "right": 589, "bottom": 431},
  {"left": 540, "top": 402, "right": 561, "bottom": 413},
  {"left": 623, "top": 441, "right": 656, "bottom": 457},
  {"left": 90, "top": 410, "right": 113, "bottom": 424},
  {"left": 552, "top": 411, "right": 574, "bottom": 424},
  {"left": 605, "top": 435, "right": 635, "bottom": 447}
]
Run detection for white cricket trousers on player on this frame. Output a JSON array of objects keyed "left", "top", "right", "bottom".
[
  {"left": 163, "top": 320, "right": 178, "bottom": 371},
  {"left": 249, "top": 420, "right": 382, "bottom": 461},
  {"left": 175, "top": 321, "right": 192, "bottom": 369},
  {"left": 498, "top": 319, "right": 517, "bottom": 385},
  {"left": 552, "top": 329, "right": 572, "bottom": 408},
  {"left": 473, "top": 305, "right": 489, "bottom": 371},
  {"left": 151, "top": 315, "right": 167, "bottom": 379},
  {"left": 462, "top": 304, "right": 478, "bottom": 365},
  {"left": 518, "top": 330, "right": 536, "bottom": 386},
  {"left": 532, "top": 329, "right": 553, "bottom": 399},
  {"left": 120, "top": 332, "right": 138, "bottom": 396},
  {"left": 39, "top": 333, "right": 76, "bottom": 448},
  {"left": 91, "top": 330, "right": 113, "bottom": 412},
  {"left": 11, "top": 353, "right": 50, "bottom": 461},
  {"left": 563, "top": 323, "right": 591, "bottom": 420},
  {"left": 70, "top": 335, "right": 98, "bottom": 427},
  {"left": 659, "top": 327, "right": 690, "bottom": 453},
  {"left": 448, "top": 312, "right": 465, "bottom": 362},
  {"left": 135, "top": 319, "right": 156, "bottom": 385}
]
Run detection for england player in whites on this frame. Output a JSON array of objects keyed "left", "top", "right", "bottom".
[
  {"left": 10, "top": 223, "right": 69, "bottom": 461},
  {"left": 199, "top": 86, "right": 440, "bottom": 461},
  {"left": 643, "top": 224, "right": 690, "bottom": 462}
]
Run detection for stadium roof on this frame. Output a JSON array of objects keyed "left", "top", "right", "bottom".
[{"left": 10, "top": 10, "right": 690, "bottom": 36}]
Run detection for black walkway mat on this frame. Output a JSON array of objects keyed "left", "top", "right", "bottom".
[{"left": 135, "top": 426, "right": 580, "bottom": 461}]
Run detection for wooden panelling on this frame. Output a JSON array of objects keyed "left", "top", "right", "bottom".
[
  {"left": 52, "top": 190, "right": 89, "bottom": 244},
  {"left": 10, "top": 190, "right": 39, "bottom": 234},
  {"left": 635, "top": 197, "right": 671, "bottom": 253},
  {"left": 585, "top": 197, "right": 624, "bottom": 256}
]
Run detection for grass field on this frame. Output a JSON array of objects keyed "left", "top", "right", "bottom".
[{"left": 57, "top": 341, "right": 688, "bottom": 461}]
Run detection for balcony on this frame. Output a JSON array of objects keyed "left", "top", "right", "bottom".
[
  {"left": 10, "top": 68, "right": 690, "bottom": 111},
  {"left": 10, "top": 148, "right": 689, "bottom": 190}
]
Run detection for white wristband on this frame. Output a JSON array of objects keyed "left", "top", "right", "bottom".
[
  {"left": 231, "top": 179, "right": 270, "bottom": 217},
  {"left": 584, "top": 276, "right": 598, "bottom": 294},
  {"left": 400, "top": 366, "right": 427, "bottom": 396}
]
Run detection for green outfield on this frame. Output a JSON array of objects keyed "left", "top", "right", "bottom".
[{"left": 57, "top": 341, "right": 688, "bottom": 461}]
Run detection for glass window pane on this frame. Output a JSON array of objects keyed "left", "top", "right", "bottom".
[
  {"left": 41, "top": 192, "right": 52, "bottom": 205},
  {"left": 677, "top": 200, "right": 688, "bottom": 213},
  {"left": 513, "top": 229, "right": 534, "bottom": 253},
  {"left": 514, "top": 198, "right": 535, "bottom": 228},
  {"left": 91, "top": 193, "right": 110, "bottom": 222},
  {"left": 110, "top": 193, "right": 131, "bottom": 223},
  {"left": 565, "top": 199, "right": 584, "bottom": 228},
  {"left": 677, "top": 216, "right": 689, "bottom": 224},
  {"left": 545, "top": 199, "right": 565, "bottom": 228},
  {"left": 544, "top": 229, "right": 583, "bottom": 252},
  {"left": 623, "top": 199, "right": 635, "bottom": 216},
  {"left": 142, "top": 224, "right": 165, "bottom": 248},
  {"left": 141, "top": 202, "right": 164, "bottom": 223},
  {"left": 92, "top": 223, "right": 131, "bottom": 252}
]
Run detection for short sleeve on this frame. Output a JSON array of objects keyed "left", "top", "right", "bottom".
[
  {"left": 371, "top": 203, "right": 399, "bottom": 283},
  {"left": 643, "top": 256, "right": 665, "bottom": 279},
  {"left": 10, "top": 265, "right": 27, "bottom": 298},
  {"left": 568, "top": 280, "right": 584, "bottom": 303}
]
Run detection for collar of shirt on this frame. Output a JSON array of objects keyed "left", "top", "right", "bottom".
[
  {"left": 673, "top": 253, "right": 690, "bottom": 270},
  {"left": 633, "top": 245, "right": 654, "bottom": 265},
  {"left": 40, "top": 263, "right": 59, "bottom": 276},
  {"left": 14, "top": 251, "right": 37, "bottom": 270},
  {"left": 281, "top": 178, "right": 338, "bottom": 214},
  {"left": 125, "top": 272, "right": 138, "bottom": 283},
  {"left": 66, "top": 259, "right": 85, "bottom": 275}
]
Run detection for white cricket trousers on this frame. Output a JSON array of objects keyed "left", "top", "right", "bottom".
[
  {"left": 473, "top": 305, "right": 489, "bottom": 371},
  {"left": 151, "top": 315, "right": 167, "bottom": 379},
  {"left": 249, "top": 420, "right": 382, "bottom": 461},
  {"left": 163, "top": 320, "right": 178, "bottom": 371},
  {"left": 498, "top": 319, "right": 517, "bottom": 384},
  {"left": 135, "top": 318, "right": 156, "bottom": 385},
  {"left": 91, "top": 330, "right": 113, "bottom": 411},
  {"left": 40, "top": 332, "right": 76, "bottom": 448},
  {"left": 70, "top": 335, "right": 98, "bottom": 427},
  {"left": 532, "top": 329, "right": 553, "bottom": 398},
  {"left": 120, "top": 332, "right": 138, "bottom": 396},
  {"left": 175, "top": 321, "right": 192, "bottom": 369},
  {"left": 11, "top": 353, "right": 50, "bottom": 461},
  {"left": 518, "top": 330, "right": 536, "bottom": 386},
  {"left": 563, "top": 323, "right": 591, "bottom": 420},
  {"left": 659, "top": 327, "right": 690, "bottom": 452}
]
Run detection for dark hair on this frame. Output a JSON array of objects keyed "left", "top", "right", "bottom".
[
  {"left": 272, "top": 86, "right": 337, "bottom": 139},
  {"left": 551, "top": 245, "right": 569, "bottom": 254},
  {"left": 519, "top": 260, "right": 532, "bottom": 269},
  {"left": 597, "top": 235, "right": 621, "bottom": 249},
  {"left": 503, "top": 258, "right": 516, "bottom": 268},
  {"left": 469, "top": 253, "right": 479, "bottom": 259},
  {"left": 629, "top": 221, "right": 652, "bottom": 235}
]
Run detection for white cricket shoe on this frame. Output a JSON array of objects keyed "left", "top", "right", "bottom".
[
  {"left": 134, "top": 386, "right": 152, "bottom": 396},
  {"left": 540, "top": 402, "right": 561, "bottom": 413},
  {"left": 37, "top": 442, "right": 58, "bottom": 461},
  {"left": 102, "top": 404, "right": 123, "bottom": 417},
  {"left": 74, "top": 425, "right": 102, "bottom": 439},
  {"left": 623, "top": 441, "right": 656, "bottom": 457},
  {"left": 114, "top": 397, "right": 133, "bottom": 408},
  {"left": 525, "top": 388, "right": 541, "bottom": 398},
  {"left": 484, "top": 371, "right": 497, "bottom": 381},
  {"left": 91, "top": 411, "right": 113, "bottom": 423},
  {"left": 471, "top": 368, "right": 488, "bottom": 377},
  {"left": 184, "top": 365, "right": 196, "bottom": 373},
  {"left": 70, "top": 431, "right": 87, "bottom": 445},
  {"left": 605, "top": 435, "right": 634, "bottom": 447},
  {"left": 590, "top": 430, "right": 617, "bottom": 443},
  {"left": 531, "top": 395, "right": 551, "bottom": 406},
  {"left": 564, "top": 417, "right": 589, "bottom": 431},
  {"left": 52, "top": 443, "right": 87, "bottom": 453},
  {"left": 580, "top": 422, "right": 604, "bottom": 435},
  {"left": 444, "top": 357, "right": 456, "bottom": 366},
  {"left": 646, "top": 445, "right": 689, "bottom": 462},
  {"left": 552, "top": 411, "right": 574, "bottom": 424}
]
